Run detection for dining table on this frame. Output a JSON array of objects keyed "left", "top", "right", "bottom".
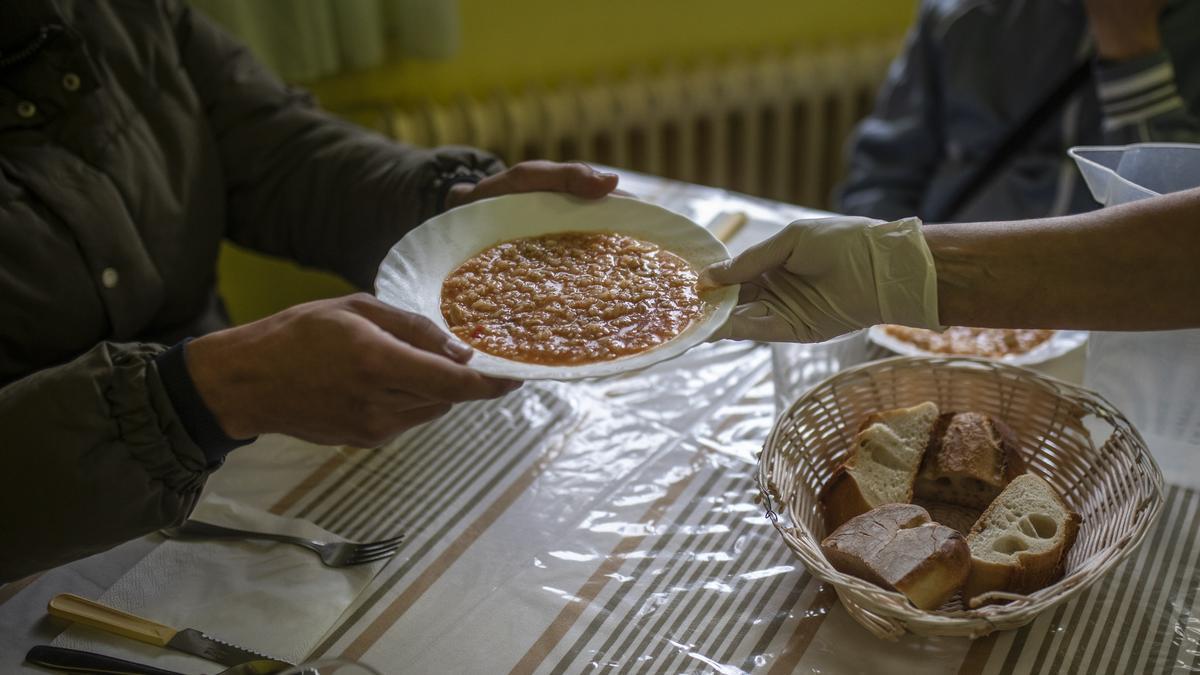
[{"left": 2, "top": 168, "right": 1199, "bottom": 675}]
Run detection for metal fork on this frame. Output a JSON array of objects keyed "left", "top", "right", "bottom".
[{"left": 161, "top": 519, "right": 404, "bottom": 567}]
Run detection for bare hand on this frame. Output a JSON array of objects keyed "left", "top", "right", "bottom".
[
  {"left": 186, "top": 294, "right": 519, "bottom": 447},
  {"left": 1083, "top": 0, "right": 1165, "bottom": 61},
  {"left": 445, "top": 160, "right": 619, "bottom": 209}
]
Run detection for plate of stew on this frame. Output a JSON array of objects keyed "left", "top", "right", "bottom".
[{"left": 375, "top": 193, "right": 737, "bottom": 380}]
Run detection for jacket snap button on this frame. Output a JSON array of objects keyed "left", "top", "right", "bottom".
[
  {"left": 16, "top": 101, "right": 37, "bottom": 118},
  {"left": 62, "top": 73, "right": 81, "bottom": 91},
  {"left": 101, "top": 267, "right": 120, "bottom": 289}
]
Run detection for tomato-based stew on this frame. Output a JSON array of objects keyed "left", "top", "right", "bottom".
[{"left": 441, "top": 232, "right": 704, "bottom": 365}]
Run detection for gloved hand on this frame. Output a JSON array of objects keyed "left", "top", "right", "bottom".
[{"left": 699, "top": 216, "right": 940, "bottom": 342}]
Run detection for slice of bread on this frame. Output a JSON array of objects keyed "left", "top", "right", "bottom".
[
  {"left": 861, "top": 401, "right": 941, "bottom": 449},
  {"left": 964, "top": 473, "right": 1081, "bottom": 603},
  {"left": 823, "top": 401, "right": 939, "bottom": 531},
  {"left": 821, "top": 503, "right": 970, "bottom": 610},
  {"left": 914, "top": 412, "right": 1025, "bottom": 510}
]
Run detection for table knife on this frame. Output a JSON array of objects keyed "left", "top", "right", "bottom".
[
  {"left": 47, "top": 593, "right": 293, "bottom": 668},
  {"left": 26, "top": 645, "right": 182, "bottom": 675}
]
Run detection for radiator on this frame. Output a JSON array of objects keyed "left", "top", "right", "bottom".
[{"left": 347, "top": 40, "right": 899, "bottom": 209}]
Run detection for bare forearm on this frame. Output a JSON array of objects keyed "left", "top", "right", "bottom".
[{"left": 924, "top": 187, "right": 1200, "bottom": 330}]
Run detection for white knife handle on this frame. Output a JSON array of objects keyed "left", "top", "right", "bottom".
[{"left": 48, "top": 594, "right": 177, "bottom": 647}]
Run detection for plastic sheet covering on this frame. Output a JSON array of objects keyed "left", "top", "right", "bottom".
[
  {"left": 283, "top": 183, "right": 1200, "bottom": 673},
  {"left": 256, "top": 329, "right": 1200, "bottom": 674},
  {"left": 7, "top": 171, "right": 1198, "bottom": 674}
]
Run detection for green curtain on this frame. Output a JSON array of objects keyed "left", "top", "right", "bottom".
[{"left": 190, "top": 0, "right": 461, "bottom": 81}]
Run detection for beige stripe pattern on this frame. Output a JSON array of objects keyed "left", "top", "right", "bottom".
[
  {"left": 973, "top": 484, "right": 1200, "bottom": 675},
  {"left": 279, "top": 355, "right": 1200, "bottom": 672}
]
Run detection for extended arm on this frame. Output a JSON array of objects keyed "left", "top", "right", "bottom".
[
  {"left": 704, "top": 187, "right": 1200, "bottom": 342},
  {"left": 927, "top": 185, "right": 1200, "bottom": 330}
]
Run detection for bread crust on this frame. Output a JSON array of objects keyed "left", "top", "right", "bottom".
[
  {"left": 964, "top": 474, "right": 1081, "bottom": 603},
  {"left": 915, "top": 412, "right": 1026, "bottom": 510},
  {"left": 821, "top": 504, "right": 970, "bottom": 610},
  {"left": 822, "top": 402, "right": 939, "bottom": 531},
  {"left": 822, "top": 466, "right": 876, "bottom": 534}
]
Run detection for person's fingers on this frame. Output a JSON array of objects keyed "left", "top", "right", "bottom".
[
  {"left": 723, "top": 300, "right": 819, "bottom": 343},
  {"left": 444, "top": 182, "right": 477, "bottom": 211},
  {"left": 348, "top": 294, "right": 473, "bottom": 363},
  {"left": 698, "top": 225, "right": 801, "bottom": 287},
  {"left": 705, "top": 318, "right": 732, "bottom": 342},
  {"left": 380, "top": 379, "right": 523, "bottom": 407},
  {"left": 395, "top": 402, "right": 455, "bottom": 428},
  {"left": 738, "top": 283, "right": 762, "bottom": 304},
  {"left": 351, "top": 402, "right": 455, "bottom": 448},
  {"left": 706, "top": 289, "right": 773, "bottom": 342},
  {"left": 343, "top": 295, "right": 522, "bottom": 401},
  {"left": 699, "top": 216, "right": 889, "bottom": 287},
  {"left": 376, "top": 341, "right": 521, "bottom": 403},
  {"left": 465, "top": 161, "right": 618, "bottom": 203}
]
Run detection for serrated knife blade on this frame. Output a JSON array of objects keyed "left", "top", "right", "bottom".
[
  {"left": 166, "top": 627, "right": 286, "bottom": 667},
  {"left": 47, "top": 593, "right": 293, "bottom": 668}
]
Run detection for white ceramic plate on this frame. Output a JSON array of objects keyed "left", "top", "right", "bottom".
[
  {"left": 374, "top": 192, "right": 738, "bottom": 380},
  {"left": 866, "top": 326, "right": 1088, "bottom": 366}
]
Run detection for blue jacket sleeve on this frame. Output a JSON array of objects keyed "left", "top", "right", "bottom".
[{"left": 835, "top": 4, "right": 944, "bottom": 221}]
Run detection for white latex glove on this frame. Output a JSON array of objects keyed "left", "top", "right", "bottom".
[{"left": 699, "top": 216, "right": 940, "bottom": 342}]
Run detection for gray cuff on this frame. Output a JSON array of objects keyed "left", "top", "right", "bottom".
[{"left": 1094, "top": 51, "right": 1186, "bottom": 132}]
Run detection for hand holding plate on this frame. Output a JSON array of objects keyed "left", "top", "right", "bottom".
[
  {"left": 445, "top": 160, "right": 619, "bottom": 209},
  {"left": 187, "top": 294, "right": 519, "bottom": 448}
]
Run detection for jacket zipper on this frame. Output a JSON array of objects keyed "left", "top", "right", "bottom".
[{"left": 0, "top": 23, "right": 64, "bottom": 69}]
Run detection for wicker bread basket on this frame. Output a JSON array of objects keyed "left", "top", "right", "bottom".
[{"left": 758, "top": 356, "right": 1163, "bottom": 639}]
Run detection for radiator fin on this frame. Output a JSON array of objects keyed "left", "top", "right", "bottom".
[{"left": 349, "top": 40, "right": 899, "bottom": 210}]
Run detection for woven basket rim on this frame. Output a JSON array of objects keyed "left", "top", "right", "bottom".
[{"left": 758, "top": 355, "right": 1166, "bottom": 637}]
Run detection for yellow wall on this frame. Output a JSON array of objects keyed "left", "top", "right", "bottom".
[
  {"left": 219, "top": 1, "right": 918, "bottom": 324},
  {"left": 312, "top": 0, "right": 917, "bottom": 108},
  {"left": 218, "top": 244, "right": 355, "bottom": 325}
]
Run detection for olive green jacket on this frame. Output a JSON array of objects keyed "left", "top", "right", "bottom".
[{"left": 0, "top": 0, "right": 500, "bottom": 581}]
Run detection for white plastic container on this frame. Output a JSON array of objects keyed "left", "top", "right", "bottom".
[
  {"left": 1068, "top": 142, "right": 1200, "bottom": 206},
  {"left": 771, "top": 330, "right": 870, "bottom": 416},
  {"left": 1070, "top": 143, "right": 1200, "bottom": 479}
]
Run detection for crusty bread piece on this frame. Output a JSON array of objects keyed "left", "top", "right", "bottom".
[
  {"left": 861, "top": 401, "right": 941, "bottom": 449},
  {"left": 823, "top": 401, "right": 939, "bottom": 531},
  {"left": 915, "top": 498, "right": 982, "bottom": 536},
  {"left": 821, "top": 503, "right": 970, "bottom": 610},
  {"left": 914, "top": 412, "right": 1025, "bottom": 510},
  {"left": 964, "top": 473, "right": 1081, "bottom": 603}
]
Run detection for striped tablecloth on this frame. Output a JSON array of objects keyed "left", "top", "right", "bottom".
[
  {"left": 241, "top": 336, "right": 1200, "bottom": 674},
  {"left": 3, "top": 172, "right": 1198, "bottom": 674}
]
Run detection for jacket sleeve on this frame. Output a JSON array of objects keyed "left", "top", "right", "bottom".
[
  {"left": 168, "top": 3, "right": 504, "bottom": 290},
  {"left": 1094, "top": 51, "right": 1200, "bottom": 144},
  {"left": 835, "top": 3, "right": 944, "bottom": 221},
  {"left": 0, "top": 343, "right": 209, "bottom": 583}
]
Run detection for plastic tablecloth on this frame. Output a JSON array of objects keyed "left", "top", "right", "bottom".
[{"left": 3, "top": 170, "right": 1199, "bottom": 674}]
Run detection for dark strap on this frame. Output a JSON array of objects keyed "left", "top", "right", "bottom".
[{"left": 929, "top": 58, "right": 1093, "bottom": 222}]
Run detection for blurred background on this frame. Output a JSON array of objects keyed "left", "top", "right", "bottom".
[{"left": 198, "top": 0, "right": 918, "bottom": 322}]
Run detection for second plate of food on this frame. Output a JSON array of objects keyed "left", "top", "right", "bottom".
[
  {"left": 867, "top": 325, "right": 1088, "bottom": 366},
  {"left": 375, "top": 192, "right": 738, "bottom": 380}
]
